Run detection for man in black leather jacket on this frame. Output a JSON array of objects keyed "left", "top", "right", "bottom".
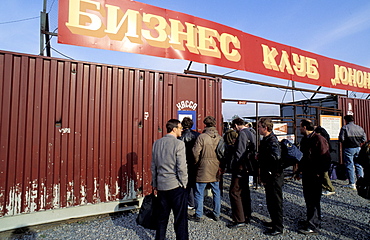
[
  {"left": 257, "top": 118, "right": 284, "bottom": 236},
  {"left": 179, "top": 117, "right": 200, "bottom": 209}
]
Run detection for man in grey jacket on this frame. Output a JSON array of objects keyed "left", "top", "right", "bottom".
[
  {"left": 339, "top": 115, "right": 367, "bottom": 190},
  {"left": 151, "top": 119, "right": 188, "bottom": 240}
]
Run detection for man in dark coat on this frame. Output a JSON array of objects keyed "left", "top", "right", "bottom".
[
  {"left": 179, "top": 117, "right": 200, "bottom": 209},
  {"left": 257, "top": 118, "right": 283, "bottom": 236},
  {"left": 228, "top": 118, "right": 256, "bottom": 229},
  {"left": 296, "top": 119, "right": 331, "bottom": 235}
]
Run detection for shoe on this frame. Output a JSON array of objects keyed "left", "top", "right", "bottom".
[
  {"left": 188, "top": 205, "right": 194, "bottom": 210},
  {"left": 206, "top": 212, "right": 220, "bottom": 221},
  {"left": 298, "top": 220, "right": 307, "bottom": 227},
  {"left": 227, "top": 222, "right": 246, "bottom": 229},
  {"left": 343, "top": 184, "right": 356, "bottom": 190},
  {"left": 263, "top": 221, "right": 274, "bottom": 227},
  {"left": 298, "top": 228, "right": 318, "bottom": 235},
  {"left": 322, "top": 190, "right": 336, "bottom": 196},
  {"left": 188, "top": 214, "right": 203, "bottom": 222},
  {"left": 264, "top": 229, "right": 283, "bottom": 236}
]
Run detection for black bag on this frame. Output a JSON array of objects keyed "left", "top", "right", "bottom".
[
  {"left": 216, "top": 137, "right": 225, "bottom": 161},
  {"left": 243, "top": 140, "right": 257, "bottom": 175},
  {"left": 333, "top": 164, "right": 347, "bottom": 180},
  {"left": 244, "top": 151, "right": 257, "bottom": 175},
  {"left": 136, "top": 193, "right": 159, "bottom": 230},
  {"left": 356, "top": 177, "right": 370, "bottom": 200},
  {"left": 280, "top": 139, "right": 303, "bottom": 168}
]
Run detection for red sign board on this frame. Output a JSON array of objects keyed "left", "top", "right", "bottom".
[{"left": 58, "top": 0, "right": 370, "bottom": 94}]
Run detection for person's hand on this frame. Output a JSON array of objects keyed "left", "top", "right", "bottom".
[
  {"left": 153, "top": 188, "right": 158, "bottom": 196},
  {"left": 293, "top": 172, "right": 301, "bottom": 180}
]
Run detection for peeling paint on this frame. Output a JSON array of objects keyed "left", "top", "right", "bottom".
[
  {"left": 29, "top": 181, "right": 38, "bottom": 213},
  {"left": 1, "top": 176, "right": 140, "bottom": 217},
  {"left": 105, "top": 184, "right": 110, "bottom": 201},
  {"left": 93, "top": 178, "right": 99, "bottom": 202},
  {"left": 5, "top": 184, "right": 22, "bottom": 216},
  {"left": 80, "top": 184, "right": 86, "bottom": 205},
  {"left": 66, "top": 181, "right": 74, "bottom": 207},
  {"left": 53, "top": 183, "right": 60, "bottom": 208}
]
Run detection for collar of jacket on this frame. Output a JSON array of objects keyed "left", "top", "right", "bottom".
[{"left": 203, "top": 127, "right": 218, "bottom": 138}]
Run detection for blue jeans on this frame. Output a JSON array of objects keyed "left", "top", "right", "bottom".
[
  {"left": 343, "top": 147, "right": 364, "bottom": 184},
  {"left": 194, "top": 182, "right": 221, "bottom": 218}
]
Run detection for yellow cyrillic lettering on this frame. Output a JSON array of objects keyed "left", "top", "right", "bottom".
[
  {"left": 347, "top": 68, "right": 356, "bottom": 87},
  {"left": 278, "top": 50, "right": 294, "bottom": 74},
  {"left": 220, "top": 33, "right": 241, "bottom": 62},
  {"left": 197, "top": 26, "right": 221, "bottom": 58},
  {"left": 364, "top": 72, "right": 370, "bottom": 89},
  {"left": 105, "top": 6, "right": 142, "bottom": 43},
  {"left": 169, "top": 20, "right": 198, "bottom": 54},
  {"left": 331, "top": 64, "right": 340, "bottom": 86},
  {"left": 292, "top": 53, "right": 306, "bottom": 77},
  {"left": 65, "top": 0, "right": 105, "bottom": 37},
  {"left": 262, "top": 44, "right": 279, "bottom": 71},
  {"left": 306, "top": 57, "right": 319, "bottom": 80},
  {"left": 339, "top": 66, "right": 348, "bottom": 85},
  {"left": 356, "top": 71, "right": 364, "bottom": 88},
  {"left": 142, "top": 13, "right": 169, "bottom": 48}
]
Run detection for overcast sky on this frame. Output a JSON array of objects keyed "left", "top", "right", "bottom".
[{"left": 1, "top": 0, "right": 370, "bottom": 120}]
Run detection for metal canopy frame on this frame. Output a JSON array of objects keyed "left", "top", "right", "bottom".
[
  {"left": 184, "top": 69, "right": 346, "bottom": 97},
  {"left": 222, "top": 98, "right": 342, "bottom": 150}
]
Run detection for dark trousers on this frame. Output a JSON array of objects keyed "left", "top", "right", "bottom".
[
  {"left": 265, "top": 172, "right": 284, "bottom": 232},
  {"left": 229, "top": 173, "right": 251, "bottom": 223},
  {"left": 187, "top": 180, "right": 195, "bottom": 208},
  {"left": 156, "top": 187, "right": 188, "bottom": 240},
  {"left": 302, "top": 173, "right": 323, "bottom": 230}
]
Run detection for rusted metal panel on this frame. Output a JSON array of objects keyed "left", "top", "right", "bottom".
[
  {"left": 338, "top": 96, "right": 370, "bottom": 142},
  {"left": 0, "top": 50, "right": 222, "bottom": 218}
]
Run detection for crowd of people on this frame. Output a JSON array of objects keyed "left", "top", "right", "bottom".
[{"left": 150, "top": 115, "right": 368, "bottom": 239}]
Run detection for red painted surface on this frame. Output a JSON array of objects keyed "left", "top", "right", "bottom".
[
  {"left": 338, "top": 96, "right": 370, "bottom": 142},
  {"left": 58, "top": 0, "right": 370, "bottom": 94},
  {"left": 0, "top": 50, "right": 222, "bottom": 217}
]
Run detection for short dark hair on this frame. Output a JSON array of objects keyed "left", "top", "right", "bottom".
[
  {"left": 300, "top": 119, "right": 315, "bottom": 131},
  {"left": 344, "top": 115, "right": 354, "bottom": 122},
  {"left": 166, "top": 119, "right": 181, "bottom": 133},
  {"left": 258, "top": 118, "right": 273, "bottom": 132},
  {"left": 231, "top": 118, "right": 245, "bottom": 126},
  {"left": 203, "top": 116, "right": 216, "bottom": 127},
  {"left": 181, "top": 117, "right": 193, "bottom": 129}
]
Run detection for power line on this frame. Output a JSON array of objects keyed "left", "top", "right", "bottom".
[
  {"left": 48, "top": 0, "right": 57, "bottom": 13},
  {"left": 50, "top": 47, "right": 75, "bottom": 60},
  {"left": 0, "top": 16, "right": 40, "bottom": 25}
]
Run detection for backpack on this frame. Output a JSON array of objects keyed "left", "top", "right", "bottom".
[
  {"left": 280, "top": 139, "right": 303, "bottom": 168},
  {"left": 215, "top": 137, "right": 225, "bottom": 161}
]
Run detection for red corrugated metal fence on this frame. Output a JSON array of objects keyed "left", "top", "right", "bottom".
[
  {"left": 338, "top": 96, "right": 370, "bottom": 141},
  {"left": 0, "top": 50, "right": 222, "bottom": 217}
]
